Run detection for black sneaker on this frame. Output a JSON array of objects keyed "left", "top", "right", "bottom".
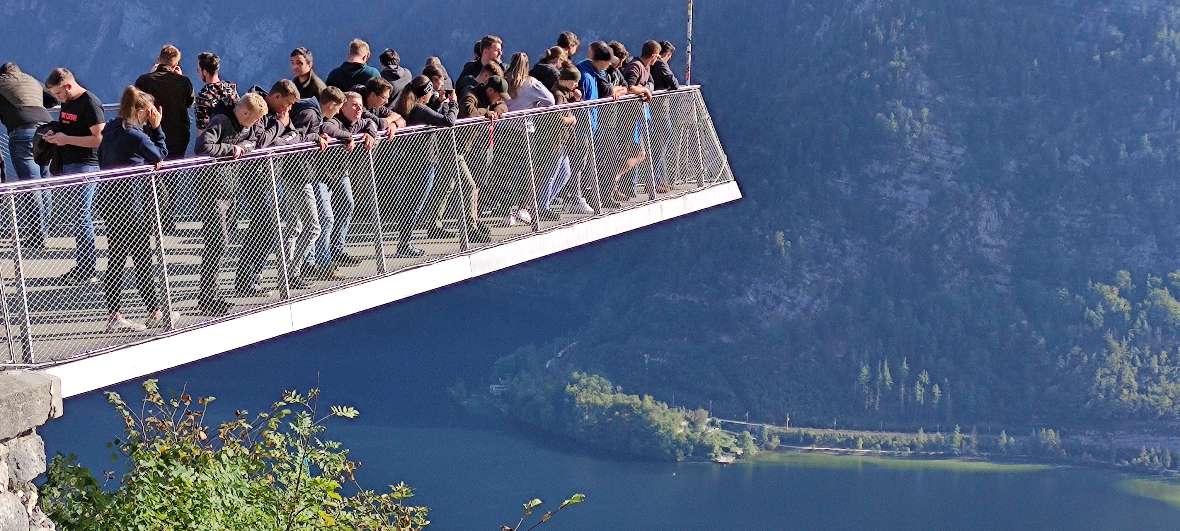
[
  {"left": 287, "top": 276, "right": 311, "bottom": 290},
  {"left": 427, "top": 226, "right": 457, "bottom": 240},
  {"left": 306, "top": 264, "right": 342, "bottom": 281},
  {"left": 199, "top": 298, "right": 234, "bottom": 317},
  {"left": 332, "top": 251, "right": 362, "bottom": 267}
]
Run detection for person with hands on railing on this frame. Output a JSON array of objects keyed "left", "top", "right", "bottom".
[
  {"left": 234, "top": 80, "right": 303, "bottom": 298},
  {"left": 360, "top": 77, "right": 405, "bottom": 133},
  {"left": 193, "top": 92, "right": 268, "bottom": 316},
  {"left": 653, "top": 41, "right": 681, "bottom": 91},
  {"left": 576, "top": 43, "right": 622, "bottom": 208},
  {"left": 537, "top": 66, "right": 593, "bottom": 219},
  {"left": 285, "top": 86, "right": 345, "bottom": 285},
  {"left": 458, "top": 66, "right": 509, "bottom": 120},
  {"left": 390, "top": 75, "right": 459, "bottom": 257},
  {"left": 310, "top": 91, "right": 377, "bottom": 278},
  {"left": 96, "top": 86, "right": 175, "bottom": 332},
  {"left": 608, "top": 40, "right": 659, "bottom": 202},
  {"left": 44, "top": 67, "right": 105, "bottom": 286}
]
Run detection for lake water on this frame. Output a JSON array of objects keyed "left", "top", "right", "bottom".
[{"left": 39, "top": 288, "right": 1180, "bottom": 530}]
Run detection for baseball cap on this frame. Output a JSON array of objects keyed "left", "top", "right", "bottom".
[{"left": 486, "top": 76, "right": 511, "bottom": 100}]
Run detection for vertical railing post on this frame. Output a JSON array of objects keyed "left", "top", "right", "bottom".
[
  {"left": 641, "top": 102, "right": 658, "bottom": 201},
  {"left": 0, "top": 239, "right": 15, "bottom": 364},
  {"left": 693, "top": 91, "right": 706, "bottom": 188},
  {"left": 449, "top": 129, "right": 471, "bottom": 251},
  {"left": 148, "top": 172, "right": 176, "bottom": 330},
  {"left": 523, "top": 119, "right": 542, "bottom": 232},
  {"left": 365, "top": 143, "right": 389, "bottom": 274},
  {"left": 265, "top": 157, "right": 291, "bottom": 299},
  {"left": 6, "top": 195, "right": 32, "bottom": 364},
  {"left": 586, "top": 107, "right": 605, "bottom": 214}
]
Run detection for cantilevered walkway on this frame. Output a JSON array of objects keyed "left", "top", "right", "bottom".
[{"left": 0, "top": 87, "right": 738, "bottom": 397}]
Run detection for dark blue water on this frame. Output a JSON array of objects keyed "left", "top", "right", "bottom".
[{"left": 40, "top": 277, "right": 1180, "bottom": 530}]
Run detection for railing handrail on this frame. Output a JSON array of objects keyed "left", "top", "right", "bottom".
[{"left": 1, "top": 86, "right": 701, "bottom": 194}]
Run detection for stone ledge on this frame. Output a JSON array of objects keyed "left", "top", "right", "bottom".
[{"left": 0, "top": 373, "right": 62, "bottom": 443}]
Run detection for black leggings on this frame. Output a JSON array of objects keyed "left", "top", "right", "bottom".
[{"left": 103, "top": 212, "right": 159, "bottom": 315}]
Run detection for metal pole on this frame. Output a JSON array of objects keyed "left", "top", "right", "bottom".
[
  {"left": 586, "top": 111, "right": 605, "bottom": 213},
  {"left": 641, "top": 103, "right": 658, "bottom": 201},
  {"left": 523, "top": 120, "right": 542, "bottom": 232},
  {"left": 693, "top": 91, "right": 706, "bottom": 188},
  {"left": 265, "top": 157, "right": 291, "bottom": 299},
  {"left": 148, "top": 173, "right": 176, "bottom": 330},
  {"left": 449, "top": 129, "right": 471, "bottom": 251},
  {"left": 0, "top": 240, "right": 15, "bottom": 364},
  {"left": 6, "top": 195, "right": 32, "bottom": 363},
  {"left": 686, "top": 0, "right": 694, "bottom": 85},
  {"left": 364, "top": 146, "right": 389, "bottom": 274}
]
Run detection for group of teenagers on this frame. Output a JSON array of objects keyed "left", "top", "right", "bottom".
[{"left": 0, "top": 31, "right": 683, "bottom": 332}]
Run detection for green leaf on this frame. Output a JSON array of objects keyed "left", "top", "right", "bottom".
[{"left": 559, "top": 493, "right": 586, "bottom": 510}]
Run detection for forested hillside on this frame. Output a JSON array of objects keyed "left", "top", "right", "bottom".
[{"left": 6, "top": 1, "right": 1180, "bottom": 428}]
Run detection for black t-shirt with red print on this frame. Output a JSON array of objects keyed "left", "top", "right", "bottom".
[{"left": 57, "top": 90, "right": 104, "bottom": 166}]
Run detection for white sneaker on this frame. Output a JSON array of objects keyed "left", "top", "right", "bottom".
[
  {"left": 107, "top": 316, "right": 147, "bottom": 333},
  {"left": 515, "top": 208, "right": 533, "bottom": 225},
  {"left": 567, "top": 197, "right": 594, "bottom": 215},
  {"left": 144, "top": 311, "right": 181, "bottom": 329}
]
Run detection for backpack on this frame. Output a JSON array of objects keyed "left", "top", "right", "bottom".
[{"left": 208, "top": 82, "right": 242, "bottom": 123}]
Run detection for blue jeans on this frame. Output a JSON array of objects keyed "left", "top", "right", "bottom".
[
  {"left": 313, "top": 175, "right": 354, "bottom": 267},
  {"left": 7, "top": 126, "right": 50, "bottom": 244},
  {"left": 541, "top": 150, "right": 572, "bottom": 211},
  {"left": 58, "top": 163, "right": 98, "bottom": 275}
]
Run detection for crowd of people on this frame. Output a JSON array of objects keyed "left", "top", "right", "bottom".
[{"left": 0, "top": 32, "right": 684, "bottom": 331}]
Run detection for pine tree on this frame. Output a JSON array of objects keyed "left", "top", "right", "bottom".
[
  {"left": 931, "top": 383, "right": 942, "bottom": 407},
  {"left": 898, "top": 357, "right": 911, "bottom": 409},
  {"left": 998, "top": 430, "right": 1010, "bottom": 454},
  {"left": 858, "top": 363, "right": 872, "bottom": 411}
]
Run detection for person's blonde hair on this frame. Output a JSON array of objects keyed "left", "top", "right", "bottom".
[
  {"left": 348, "top": 39, "right": 370, "bottom": 57},
  {"left": 117, "top": 85, "right": 156, "bottom": 128},
  {"left": 504, "top": 52, "right": 530, "bottom": 98},
  {"left": 237, "top": 92, "right": 267, "bottom": 115},
  {"left": 158, "top": 44, "right": 182, "bottom": 66}
]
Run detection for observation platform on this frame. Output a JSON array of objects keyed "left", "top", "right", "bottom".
[{"left": 0, "top": 87, "right": 738, "bottom": 398}]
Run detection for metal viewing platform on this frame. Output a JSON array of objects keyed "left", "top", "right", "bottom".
[{"left": 0, "top": 87, "right": 738, "bottom": 397}]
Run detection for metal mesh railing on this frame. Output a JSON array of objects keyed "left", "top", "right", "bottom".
[{"left": 0, "top": 86, "right": 733, "bottom": 368}]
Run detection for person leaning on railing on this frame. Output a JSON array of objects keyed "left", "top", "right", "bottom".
[
  {"left": 285, "top": 86, "right": 345, "bottom": 286},
  {"left": 96, "top": 86, "right": 175, "bottom": 332},
  {"left": 610, "top": 41, "right": 658, "bottom": 201},
  {"left": 234, "top": 81, "right": 304, "bottom": 298},
  {"left": 194, "top": 92, "right": 269, "bottom": 317},
  {"left": 390, "top": 75, "right": 459, "bottom": 258},
  {"left": 310, "top": 91, "right": 378, "bottom": 278}
]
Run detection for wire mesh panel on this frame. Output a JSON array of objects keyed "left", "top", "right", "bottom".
[
  {"left": 370, "top": 129, "right": 460, "bottom": 270},
  {"left": 0, "top": 87, "right": 734, "bottom": 369}
]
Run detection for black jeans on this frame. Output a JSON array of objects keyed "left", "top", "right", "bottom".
[
  {"left": 103, "top": 210, "right": 159, "bottom": 315},
  {"left": 198, "top": 195, "right": 234, "bottom": 305}
]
